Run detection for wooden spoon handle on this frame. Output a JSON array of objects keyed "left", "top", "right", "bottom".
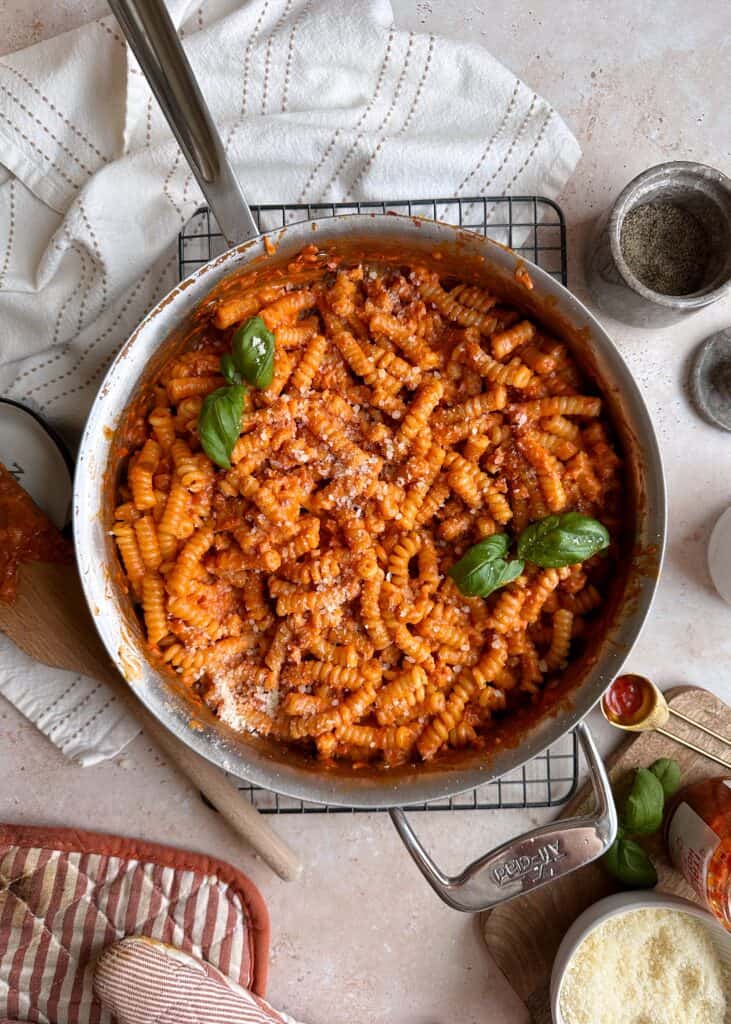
[{"left": 72, "top": 660, "right": 303, "bottom": 881}]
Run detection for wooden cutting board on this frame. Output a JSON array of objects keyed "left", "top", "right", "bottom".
[{"left": 481, "top": 686, "right": 730, "bottom": 1023}]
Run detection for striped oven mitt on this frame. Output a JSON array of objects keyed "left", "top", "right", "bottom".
[
  {"left": 0, "top": 824, "right": 290, "bottom": 1023},
  {"left": 93, "top": 938, "right": 305, "bottom": 1024},
  {"left": 2, "top": 937, "right": 305, "bottom": 1024}
]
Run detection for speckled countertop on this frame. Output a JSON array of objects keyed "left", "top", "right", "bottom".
[{"left": 1, "top": 3, "right": 729, "bottom": 1022}]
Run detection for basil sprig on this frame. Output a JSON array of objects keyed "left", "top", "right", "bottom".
[
  {"left": 232, "top": 315, "right": 275, "bottom": 389},
  {"left": 448, "top": 512, "right": 610, "bottom": 598},
  {"left": 199, "top": 384, "right": 246, "bottom": 470},
  {"left": 516, "top": 511, "right": 610, "bottom": 568},
  {"left": 602, "top": 831, "right": 658, "bottom": 888},
  {"left": 448, "top": 534, "right": 524, "bottom": 598},
  {"left": 197, "top": 316, "right": 277, "bottom": 469},
  {"left": 601, "top": 756, "right": 680, "bottom": 888}
]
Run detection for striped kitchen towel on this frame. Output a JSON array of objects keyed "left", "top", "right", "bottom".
[
  {"left": 0, "top": 823, "right": 270, "bottom": 1024},
  {"left": 0, "top": 0, "right": 580, "bottom": 430}
]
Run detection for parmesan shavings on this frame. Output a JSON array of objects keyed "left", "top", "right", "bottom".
[{"left": 559, "top": 908, "right": 728, "bottom": 1024}]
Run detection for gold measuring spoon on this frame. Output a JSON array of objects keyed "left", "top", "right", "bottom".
[{"left": 601, "top": 674, "right": 731, "bottom": 769}]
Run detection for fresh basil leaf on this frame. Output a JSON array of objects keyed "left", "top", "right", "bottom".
[
  {"left": 220, "top": 353, "right": 242, "bottom": 385},
  {"left": 451, "top": 534, "right": 510, "bottom": 574},
  {"left": 447, "top": 535, "right": 508, "bottom": 594},
  {"left": 198, "top": 384, "right": 246, "bottom": 470},
  {"left": 448, "top": 535, "right": 524, "bottom": 598},
  {"left": 477, "top": 557, "right": 524, "bottom": 598},
  {"left": 232, "top": 315, "right": 276, "bottom": 389},
  {"left": 602, "top": 837, "right": 658, "bottom": 888},
  {"left": 649, "top": 757, "right": 681, "bottom": 799},
  {"left": 516, "top": 511, "right": 610, "bottom": 568},
  {"left": 622, "top": 767, "right": 665, "bottom": 835}
]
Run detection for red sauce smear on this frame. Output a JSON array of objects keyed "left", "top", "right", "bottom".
[
  {"left": 603, "top": 673, "right": 651, "bottom": 725},
  {"left": 0, "top": 462, "right": 73, "bottom": 604}
]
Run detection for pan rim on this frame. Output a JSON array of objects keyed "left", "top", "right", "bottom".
[{"left": 73, "top": 212, "right": 666, "bottom": 808}]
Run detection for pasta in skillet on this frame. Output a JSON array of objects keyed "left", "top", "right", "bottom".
[{"left": 113, "top": 250, "right": 623, "bottom": 767}]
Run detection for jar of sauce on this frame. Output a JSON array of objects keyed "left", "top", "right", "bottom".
[{"left": 665, "top": 776, "right": 731, "bottom": 931}]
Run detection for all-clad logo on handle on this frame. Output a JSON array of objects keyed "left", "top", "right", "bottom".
[{"left": 491, "top": 840, "right": 565, "bottom": 887}]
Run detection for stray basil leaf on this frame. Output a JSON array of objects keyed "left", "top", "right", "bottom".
[
  {"left": 649, "top": 757, "right": 681, "bottom": 799},
  {"left": 622, "top": 767, "right": 665, "bottom": 835},
  {"left": 448, "top": 535, "right": 524, "bottom": 598},
  {"left": 232, "top": 315, "right": 276, "bottom": 389},
  {"left": 516, "top": 512, "right": 610, "bottom": 568},
  {"left": 602, "top": 837, "right": 658, "bottom": 888},
  {"left": 220, "top": 353, "right": 242, "bottom": 385},
  {"left": 198, "top": 384, "right": 246, "bottom": 470}
]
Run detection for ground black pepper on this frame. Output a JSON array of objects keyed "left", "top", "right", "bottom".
[{"left": 619, "top": 200, "right": 710, "bottom": 295}]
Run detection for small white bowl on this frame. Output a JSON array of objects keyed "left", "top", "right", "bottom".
[{"left": 550, "top": 891, "right": 731, "bottom": 1024}]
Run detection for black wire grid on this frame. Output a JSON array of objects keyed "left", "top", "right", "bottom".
[
  {"left": 178, "top": 195, "right": 577, "bottom": 813},
  {"left": 179, "top": 195, "right": 568, "bottom": 283}
]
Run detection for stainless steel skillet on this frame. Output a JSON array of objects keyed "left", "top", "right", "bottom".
[{"left": 75, "top": 0, "right": 666, "bottom": 910}]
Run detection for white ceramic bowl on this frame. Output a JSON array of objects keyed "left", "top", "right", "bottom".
[{"left": 550, "top": 890, "right": 731, "bottom": 1024}]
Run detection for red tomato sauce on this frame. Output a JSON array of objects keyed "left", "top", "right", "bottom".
[
  {"left": 603, "top": 673, "right": 650, "bottom": 725},
  {"left": 0, "top": 462, "right": 73, "bottom": 604}
]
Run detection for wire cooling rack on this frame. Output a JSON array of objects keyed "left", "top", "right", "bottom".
[
  {"left": 179, "top": 195, "right": 567, "bottom": 282},
  {"left": 179, "top": 194, "right": 577, "bottom": 813},
  {"left": 234, "top": 730, "right": 578, "bottom": 813}
]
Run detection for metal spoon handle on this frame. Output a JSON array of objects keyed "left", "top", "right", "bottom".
[
  {"left": 656, "top": 727, "right": 731, "bottom": 769},
  {"left": 108, "top": 0, "right": 259, "bottom": 245},
  {"left": 669, "top": 706, "right": 731, "bottom": 747}
]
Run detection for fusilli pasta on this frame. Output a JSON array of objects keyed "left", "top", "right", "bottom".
[{"left": 113, "top": 254, "right": 623, "bottom": 767}]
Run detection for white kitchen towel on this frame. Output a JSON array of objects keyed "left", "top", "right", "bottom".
[
  {"left": 0, "top": 0, "right": 581, "bottom": 763},
  {"left": 0, "top": 643, "right": 139, "bottom": 765}
]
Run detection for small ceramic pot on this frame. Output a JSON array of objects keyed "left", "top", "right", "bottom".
[{"left": 585, "top": 161, "right": 731, "bottom": 327}]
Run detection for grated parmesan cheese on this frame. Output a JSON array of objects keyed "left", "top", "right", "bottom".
[{"left": 559, "top": 908, "right": 728, "bottom": 1024}]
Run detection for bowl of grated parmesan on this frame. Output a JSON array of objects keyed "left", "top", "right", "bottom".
[{"left": 550, "top": 891, "right": 730, "bottom": 1024}]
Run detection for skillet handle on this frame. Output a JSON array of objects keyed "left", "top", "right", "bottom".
[
  {"left": 108, "top": 0, "right": 259, "bottom": 245},
  {"left": 390, "top": 721, "right": 617, "bottom": 913}
]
